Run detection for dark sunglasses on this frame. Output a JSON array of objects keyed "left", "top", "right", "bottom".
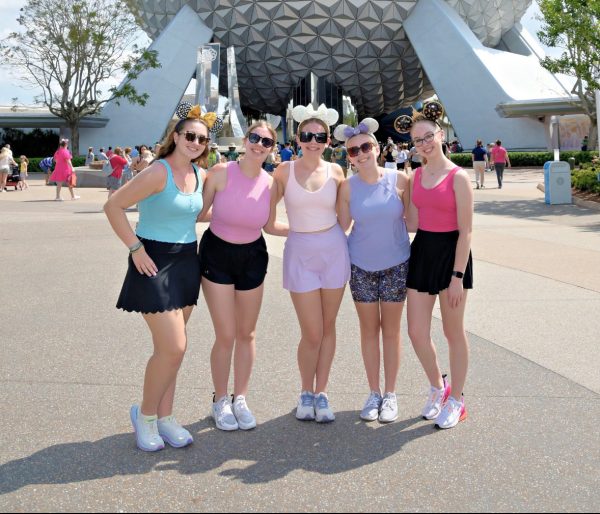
[
  {"left": 248, "top": 132, "right": 275, "bottom": 148},
  {"left": 299, "top": 132, "right": 328, "bottom": 144},
  {"left": 347, "top": 142, "right": 375, "bottom": 158},
  {"left": 180, "top": 131, "right": 210, "bottom": 145}
]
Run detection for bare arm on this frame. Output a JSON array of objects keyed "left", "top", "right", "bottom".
[
  {"left": 448, "top": 170, "right": 474, "bottom": 308},
  {"left": 103, "top": 162, "right": 167, "bottom": 276},
  {"left": 263, "top": 167, "right": 289, "bottom": 236},
  {"left": 197, "top": 163, "right": 227, "bottom": 222},
  {"left": 336, "top": 179, "right": 352, "bottom": 232},
  {"left": 395, "top": 170, "right": 410, "bottom": 216},
  {"left": 405, "top": 173, "right": 419, "bottom": 233}
]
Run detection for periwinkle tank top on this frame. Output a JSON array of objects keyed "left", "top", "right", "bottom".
[
  {"left": 135, "top": 159, "right": 203, "bottom": 244},
  {"left": 347, "top": 170, "right": 410, "bottom": 271}
]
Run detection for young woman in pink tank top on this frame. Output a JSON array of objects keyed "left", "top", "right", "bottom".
[
  {"left": 268, "top": 105, "right": 350, "bottom": 423},
  {"left": 198, "top": 121, "right": 288, "bottom": 431},
  {"left": 400, "top": 102, "right": 474, "bottom": 429}
]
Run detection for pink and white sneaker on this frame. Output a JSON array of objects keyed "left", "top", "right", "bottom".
[
  {"left": 435, "top": 395, "right": 467, "bottom": 429},
  {"left": 421, "top": 374, "right": 451, "bottom": 420}
]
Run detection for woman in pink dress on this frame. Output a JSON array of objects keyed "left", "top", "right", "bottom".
[{"left": 50, "top": 139, "right": 80, "bottom": 201}]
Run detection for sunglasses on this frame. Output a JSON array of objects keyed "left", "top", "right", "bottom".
[
  {"left": 180, "top": 131, "right": 210, "bottom": 145},
  {"left": 347, "top": 142, "right": 375, "bottom": 158},
  {"left": 248, "top": 132, "right": 275, "bottom": 148},
  {"left": 299, "top": 132, "right": 328, "bottom": 144},
  {"left": 412, "top": 131, "right": 440, "bottom": 147}
]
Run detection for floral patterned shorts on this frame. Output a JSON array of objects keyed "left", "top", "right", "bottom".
[{"left": 349, "top": 259, "right": 409, "bottom": 303}]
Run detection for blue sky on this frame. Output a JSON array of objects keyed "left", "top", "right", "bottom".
[{"left": 0, "top": 1, "right": 560, "bottom": 106}]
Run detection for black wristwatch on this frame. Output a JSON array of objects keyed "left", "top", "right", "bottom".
[{"left": 451, "top": 270, "right": 464, "bottom": 279}]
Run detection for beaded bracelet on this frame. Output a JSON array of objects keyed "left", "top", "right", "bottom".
[{"left": 129, "top": 241, "right": 144, "bottom": 254}]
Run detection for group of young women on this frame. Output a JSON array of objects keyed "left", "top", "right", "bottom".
[{"left": 104, "top": 101, "right": 473, "bottom": 452}]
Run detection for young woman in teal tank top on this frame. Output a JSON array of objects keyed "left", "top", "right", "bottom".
[{"left": 104, "top": 107, "right": 212, "bottom": 451}]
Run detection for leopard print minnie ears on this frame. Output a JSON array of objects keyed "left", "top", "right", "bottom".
[{"left": 394, "top": 100, "right": 444, "bottom": 134}]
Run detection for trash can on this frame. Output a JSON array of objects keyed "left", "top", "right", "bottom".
[{"left": 544, "top": 161, "right": 572, "bottom": 205}]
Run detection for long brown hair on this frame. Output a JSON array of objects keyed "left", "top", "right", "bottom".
[{"left": 157, "top": 118, "right": 210, "bottom": 168}]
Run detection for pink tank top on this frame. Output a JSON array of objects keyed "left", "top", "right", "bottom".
[
  {"left": 412, "top": 166, "right": 460, "bottom": 232},
  {"left": 210, "top": 161, "right": 271, "bottom": 243},
  {"left": 284, "top": 161, "right": 338, "bottom": 232}
]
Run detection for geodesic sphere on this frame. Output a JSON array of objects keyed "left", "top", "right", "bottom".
[{"left": 128, "top": 0, "right": 532, "bottom": 116}]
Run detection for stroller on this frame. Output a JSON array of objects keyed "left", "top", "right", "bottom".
[{"left": 5, "top": 164, "right": 21, "bottom": 190}]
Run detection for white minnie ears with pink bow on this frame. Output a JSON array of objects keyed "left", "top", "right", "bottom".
[
  {"left": 333, "top": 118, "right": 379, "bottom": 143},
  {"left": 292, "top": 104, "right": 339, "bottom": 127}
]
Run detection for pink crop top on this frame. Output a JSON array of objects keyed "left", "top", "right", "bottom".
[
  {"left": 284, "top": 161, "right": 338, "bottom": 232},
  {"left": 210, "top": 161, "right": 271, "bottom": 243},
  {"left": 412, "top": 166, "right": 460, "bottom": 232}
]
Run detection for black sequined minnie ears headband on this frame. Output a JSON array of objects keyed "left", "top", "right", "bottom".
[{"left": 394, "top": 100, "right": 444, "bottom": 134}]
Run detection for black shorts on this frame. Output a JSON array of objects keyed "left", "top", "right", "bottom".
[
  {"left": 406, "top": 230, "right": 473, "bottom": 295},
  {"left": 116, "top": 238, "right": 200, "bottom": 313},
  {"left": 198, "top": 228, "right": 268, "bottom": 291}
]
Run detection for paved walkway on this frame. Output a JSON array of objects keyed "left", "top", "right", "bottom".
[{"left": 1, "top": 170, "right": 599, "bottom": 511}]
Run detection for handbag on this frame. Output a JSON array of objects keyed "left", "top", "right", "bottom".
[
  {"left": 67, "top": 172, "right": 77, "bottom": 187},
  {"left": 101, "top": 159, "right": 113, "bottom": 177}
]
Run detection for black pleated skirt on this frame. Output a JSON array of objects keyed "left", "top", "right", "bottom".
[
  {"left": 406, "top": 230, "right": 473, "bottom": 295},
  {"left": 116, "top": 238, "right": 200, "bottom": 314}
]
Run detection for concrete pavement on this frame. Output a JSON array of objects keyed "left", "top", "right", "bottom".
[{"left": 0, "top": 170, "right": 599, "bottom": 512}]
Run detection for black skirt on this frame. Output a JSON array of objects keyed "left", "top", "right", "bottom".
[
  {"left": 116, "top": 238, "right": 200, "bottom": 314},
  {"left": 406, "top": 230, "right": 473, "bottom": 295}
]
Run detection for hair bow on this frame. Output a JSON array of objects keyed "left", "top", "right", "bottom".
[
  {"left": 175, "top": 102, "right": 219, "bottom": 129},
  {"left": 292, "top": 104, "right": 339, "bottom": 126},
  {"left": 333, "top": 118, "right": 379, "bottom": 143}
]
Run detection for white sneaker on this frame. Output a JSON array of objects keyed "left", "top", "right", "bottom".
[
  {"left": 435, "top": 395, "right": 467, "bottom": 429},
  {"left": 71, "top": 195, "right": 81, "bottom": 200},
  {"left": 232, "top": 395, "right": 256, "bottom": 430},
  {"left": 422, "top": 375, "right": 451, "bottom": 420},
  {"left": 360, "top": 391, "right": 382, "bottom": 421},
  {"left": 314, "top": 392, "right": 335, "bottom": 423},
  {"left": 54, "top": 197, "right": 63, "bottom": 202},
  {"left": 296, "top": 391, "right": 316, "bottom": 421},
  {"left": 211, "top": 395, "right": 239, "bottom": 431},
  {"left": 378, "top": 392, "right": 398, "bottom": 423},
  {"left": 157, "top": 415, "right": 193, "bottom": 448},
  {"left": 130, "top": 405, "right": 165, "bottom": 452}
]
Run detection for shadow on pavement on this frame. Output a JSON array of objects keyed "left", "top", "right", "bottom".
[{"left": 0, "top": 412, "right": 433, "bottom": 493}]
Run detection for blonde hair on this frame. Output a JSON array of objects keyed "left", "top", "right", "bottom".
[
  {"left": 246, "top": 120, "right": 277, "bottom": 142},
  {"left": 298, "top": 117, "right": 330, "bottom": 137}
]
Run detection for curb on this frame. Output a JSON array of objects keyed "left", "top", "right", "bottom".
[{"left": 537, "top": 183, "right": 600, "bottom": 212}]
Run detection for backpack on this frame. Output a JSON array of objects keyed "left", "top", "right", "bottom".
[{"left": 102, "top": 158, "right": 114, "bottom": 177}]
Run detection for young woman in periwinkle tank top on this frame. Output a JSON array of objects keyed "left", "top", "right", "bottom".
[
  {"left": 268, "top": 104, "right": 349, "bottom": 423},
  {"left": 335, "top": 118, "right": 410, "bottom": 424},
  {"left": 197, "top": 121, "right": 288, "bottom": 432},
  {"left": 104, "top": 107, "right": 212, "bottom": 452},
  {"left": 401, "top": 102, "right": 474, "bottom": 430}
]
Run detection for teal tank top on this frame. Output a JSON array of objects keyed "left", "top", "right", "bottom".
[{"left": 135, "top": 159, "right": 203, "bottom": 244}]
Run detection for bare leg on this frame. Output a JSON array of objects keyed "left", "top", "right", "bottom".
[
  {"left": 354, "top": 302, "right": 382, "bottom": 393},
  {"left": 202, "top": 279, "right": 236, "bottom": 399},
  {"left": 314, "top": 287, "right": 345, "bottom": 393},
  {"left": 140, "top": 309, "right": 189, "bottom": 416},
  {"left": 55, "top": 182, "right": 62, "bottom": 199},
  {"left": 233, "top": 284, "right": 265, "bottom": 397},
  {"left": 407, "top": 289, "right": 443, "bottom": 388},
  {"left": 438, "top": 290, "right": 469, "bottom": 398},
  {"left": 380, "top": 301, "right": 403, "bottom": 394}
]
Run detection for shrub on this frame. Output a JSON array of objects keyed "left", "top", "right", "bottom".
[
  {"left": 449, "top": 150, "right": 598, "bottom": 167},
  {"left": 571, "top": 168, "right": 600, "bottom": 194},
  {"left": 17, "top": 156, "right": 86, "bottom": 172}
]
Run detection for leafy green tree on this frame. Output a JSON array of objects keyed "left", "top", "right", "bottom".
[
  {"left": 0, "top": 0, "right": 160, "bottom": 155},
  {"left": 537, "top": 0, "right": 600, "bottom": 149}
]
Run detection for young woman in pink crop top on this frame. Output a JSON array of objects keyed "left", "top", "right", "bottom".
[
  {"left": 197, "top": 121, "right": 288, "bottom": 432},
  {"left": 268, "top": 105, "right": 350, "bottom": 423},
  {"left": 403, "top": 103, "right": 474, "bottom": 430}
]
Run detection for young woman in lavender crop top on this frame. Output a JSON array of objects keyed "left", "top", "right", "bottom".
[
  {"left": 104, "top": 108, "right": 211, "bottom": 452},
  {"left": 268, "top": 105, "right": 349, "bottom": 424},
  {"left": 401, "top": 102, "right": 474, "bottom": 430},
  {"left": 198, "top": 121, "right": 288, "bottom": 432},
  {"left": 336, "top": 118, "right": 410, "bottom": 424}
]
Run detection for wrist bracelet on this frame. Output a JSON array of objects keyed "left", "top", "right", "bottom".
[{"left": 129, "top": 241, "right": 144, "bottom": 254}]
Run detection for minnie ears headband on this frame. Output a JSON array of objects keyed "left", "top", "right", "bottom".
[
  {"left": 333, "top": 118, "right": 379, "bottom": 143},
  {"left": 176, "top": 102, "right": 223, "bottom": 133},
  {"left": 394, "top": 100, "right": 444, "bottom": 134},
  {"left": 292, "top": 104, "right": 339, "bottom": 126}
]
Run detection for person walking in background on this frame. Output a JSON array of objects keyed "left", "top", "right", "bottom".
[
  {"left": 269, "top": 104, "right": 348, "bottom": 424},
  {"left": 396, "top": 143, "right": 409, "bottom": 170},
  {"left": 39, "top": 156, "right": 54, "bottom": 185},
  {"left": 107, "top": 147, "right": 129, "bottom": 197},
  {"left": 332, "top": 141, "right": 348, "bottom": 177},
  {"left": 18, "top": 155, "right": 30, "bottom": 190},
  {"left": 581, "top": 135, "right": 589, "bottom": 151},
  {"left": 224, "top": 144, "right": 239, "bottom": 162},
  {"left": 106, "top": 147, "right": 114, "bottom": 158},
  {"left": 280, "top": 142, "right": 294, "bottom": 162},
  {"left": 97, "top": 148, "right": 109, "bottom": 161},
  {"left": 85, "top": 147, "right": 95, "bottom": 166},
  {"left": 408, "top": 143, "right": 421, "bottom": 171},
  {"left": 198, "top": 120, "right": 287, "bottom": 432},
  {"left": 50, "top": 139, "right": 80, "bottom": 201},
  {"left": 0, "top": 146, "right": 17, "bottom": 193},
  {"left": 471, "top": 139, "right": 488, "bottom": 189},
  {"left": 397, "top": 101, "right": 473, "bottom": 430},
  {"left": 121, "top": 147, "right": 134, "bottom": 186},
  {"left": 103, "top": 104, "right": 211, "bottom": 452},
  {"left": 335, "top": 118, "right": 411, "bottom": 424},
  {"left": 207, "top": 143, "right": 221, "bottom": 169},
  {"left": 490, "top": 139, "right": 511, "bottom": 189}
]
